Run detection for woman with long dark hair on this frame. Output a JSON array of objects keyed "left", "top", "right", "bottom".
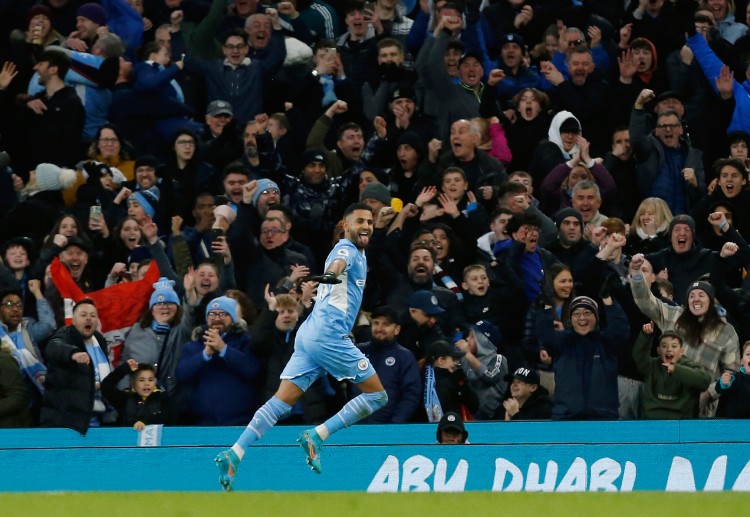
[{"left": 629, "top": 252, "right": 740, "bottom": 416}]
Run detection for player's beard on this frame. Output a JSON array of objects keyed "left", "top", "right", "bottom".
[{"left": 348, "top": 228, "right": 370, "bottom": 249}]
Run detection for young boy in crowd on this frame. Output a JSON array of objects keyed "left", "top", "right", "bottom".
[
  {"left": 633, "top": 323, "right": 711, "bottom": 419},
  {"left": 102, "top": 359, "right": 174, "bottom": 430},
  {"left": 423, "top": 340, "right": 478, "bottom": 422},
  {"left": 461, "top": 264, "right": 522, "bottom": 335},
  {"left": 503, "top": 367, "right": 552, "bottom": 420},
  {"left": 715, "top": 341, "right": 750, "bottom": 418}
]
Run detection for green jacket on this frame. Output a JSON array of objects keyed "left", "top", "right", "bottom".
[{"left": 633, "top": 331, "right": 711, "bottom": 419}]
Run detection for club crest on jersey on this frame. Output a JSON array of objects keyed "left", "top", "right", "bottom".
[
  {"left": 338, "top": 248, "right": 349, "bottom": 257},
  {"left": 385, "top": 357, "right": 396, "bottom": 366},
  {"left": 357, "top": 359, "right": 370, "bottom": 371}
]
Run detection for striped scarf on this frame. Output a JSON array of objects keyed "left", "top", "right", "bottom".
[
  {"left": 433, "top": 264, "right": 463, "bottom": 301},
  {"left": 0, "top": 325, "right": 46, "bottom": 394}
]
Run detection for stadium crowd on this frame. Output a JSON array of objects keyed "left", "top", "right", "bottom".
[{"left": 1, "top": 0, "right": 750, "bottom": 434}]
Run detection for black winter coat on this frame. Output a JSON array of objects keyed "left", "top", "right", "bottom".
[{"left": 40, "top": 326, "right": 110, "bottom": 435}]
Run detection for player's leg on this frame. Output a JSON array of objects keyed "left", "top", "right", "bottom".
[
  {"left": 233, "top": 380, "right": 304, "bottom": 457},
  {"left": 215, "top": 380, "right": 305, "bottom": 491},
  {"left": 298, "top": 371, "right": 388, "bottom": 474},
  {"left": 216, "top": 342, "right": 320, "bottom": 490},
  {"left": 314, "top": 373, "right": 388, "bottom": 440}
]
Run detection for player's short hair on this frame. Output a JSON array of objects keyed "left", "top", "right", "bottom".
[
  {"left": 462, "top": 264, "right": 486, "bottom": 280},
  {"left": 343, "top": 203, "right": 373, "bottom": 218}
]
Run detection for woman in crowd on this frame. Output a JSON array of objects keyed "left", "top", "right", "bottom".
[
  {"left": 625, "top": 197, "right": 673, "bottom": 256},
  {"left": 629, "top": 252, "right": 740, "bottom": 416}
]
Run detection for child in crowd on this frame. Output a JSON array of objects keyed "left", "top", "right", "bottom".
[
  {"left": 655, "top": 279, "right": 674, "bottom": 302},
  {"left": 423, "top": 340, "right": 478, "bottom": 422},
  {"left": 102, "top": 359, "right": 174, "bottom": 430},
  {"left": 633, "top": 323, "right": 711, "bottom": 419},
  {"left": 461, "top": 264, "right": 506, "bottom": 328},
  {"left": 715, "top": 341, "right": 750, "bottom": 418},
  {"left": 503, "top": 367, "right": 552, "bottom": 421}
]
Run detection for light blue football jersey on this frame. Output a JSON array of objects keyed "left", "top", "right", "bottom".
[{"left": 299, "top": 239, "right": 366, "bottom": 340}]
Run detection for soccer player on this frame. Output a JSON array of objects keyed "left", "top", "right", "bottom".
[{"left": 215, "top": 203, "right": 388, "bottom": 490}]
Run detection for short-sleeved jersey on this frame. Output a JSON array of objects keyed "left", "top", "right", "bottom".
[{"left": 298, "top": 239, "right": 367, "bottom": 341}]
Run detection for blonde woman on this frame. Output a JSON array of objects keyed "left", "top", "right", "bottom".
[{"left": 625, "top": 197, "right": 673, "bottom": 255}]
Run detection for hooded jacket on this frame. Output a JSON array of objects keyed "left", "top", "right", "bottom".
[
  {"left": 461, "top": 331, "right": 508, "bottom": 420},
  {"left": 528, "top": 111, "right": 581, "bottom": 191}
]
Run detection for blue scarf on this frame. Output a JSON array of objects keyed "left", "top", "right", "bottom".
[
  {"left": 0, "top": 324, "right": 46, "bottom": 394},
  {"left": 424, "top": 365, "right": 443, "bottom": 423},
  {"left": 320, "top": 74, "right": 338, "bottom": 107},
  {"left": 151, "top": 320, "right": 171, "bottom": 335}
]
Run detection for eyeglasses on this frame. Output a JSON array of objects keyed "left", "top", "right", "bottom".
[
  {"left": 224, "top": 43, "right": 248, "bottom": 50},
  {"left": 176, "top": 140, "right": 195, "bottom": 146},
  {"left": 1, "top": 301, "right": 23, "bottom": 308},
  {"left": 571, "top": 310, "right": 594, "bottom": 319},
  {"left": 260, "top": 228, "right": 286, "bottom": 236},
  {"left": 207, "top": 311, "right": 230, "bottom": 319},
  {"left": 99, "top": 137, "right": 119, "bottom": 144},
  {"left": 153, "top": 302, "right": 175, "bottom": 308},
  {"left": 567, "top": 39, "right": 584, "bottom": 47},
  {"left": 260, "top": 189, "right": 280, "bottom": 196},
  {"left": 656, "top": 123, "right": 681, "bottom": 130}
]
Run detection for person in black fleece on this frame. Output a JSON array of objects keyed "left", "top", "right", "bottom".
[
  {"left": 502, "top": 367, "right": 551, "bottom": 421},
  {"left": 102, "top": 360, "right": 174, "bottom": 430}
]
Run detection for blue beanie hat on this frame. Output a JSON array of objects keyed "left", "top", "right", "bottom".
[
  {"left": 129, "top": 188, "right": 159, "bottom": 218},
  {"left": 252, "top": 178, "right": 280, "bottom": 205},
  {"left": 205, "top": 296, "right": 237, "bottom": 322},
  {"left": 149, "top": 277, "right": 180, "bottom": 308}
]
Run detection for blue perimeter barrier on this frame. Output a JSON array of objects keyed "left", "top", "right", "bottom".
[{"left": 2, "top": 420, "right": 749, "bottom": 492}]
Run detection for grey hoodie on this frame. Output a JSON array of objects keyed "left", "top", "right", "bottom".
[{"left": 461, "top": 331, "right": 508, "bottom": 420}]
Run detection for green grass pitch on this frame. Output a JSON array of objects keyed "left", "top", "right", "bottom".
[{"left": 1, "top": 492, "right": 748, "bottom": 517}]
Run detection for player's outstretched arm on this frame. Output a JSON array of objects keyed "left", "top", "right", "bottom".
[{"left": 307, "top": 259, "right": 347, "bottom": 284}]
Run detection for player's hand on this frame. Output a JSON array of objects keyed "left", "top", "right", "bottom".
[{"left": 307, "top": 272, "right": 341, "bottom": 284}]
